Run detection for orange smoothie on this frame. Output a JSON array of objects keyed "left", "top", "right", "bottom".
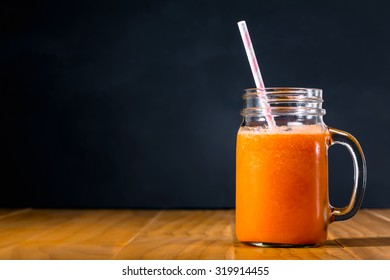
[{"left": 236, "top": 125, "right": 330, "bottom": 245}]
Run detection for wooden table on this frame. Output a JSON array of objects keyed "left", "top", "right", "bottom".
[{"left": 0, "top": 208, "right": 388, "bottom": 259}]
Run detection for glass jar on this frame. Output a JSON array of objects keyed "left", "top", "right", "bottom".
[{"left": 236, "top": 88, "right": 367, "bottom": 247}]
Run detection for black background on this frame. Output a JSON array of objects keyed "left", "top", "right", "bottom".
[{"left": 1, "top": 0, "right": 389, "bottom": 208}]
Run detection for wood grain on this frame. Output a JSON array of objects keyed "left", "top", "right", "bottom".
[
  {"left": 0, "top": 209, "right": 388, "bottom": 260},
  {"left": 327, "top": 209, "right": 390, "bottom": 259},
  {"left": 0, "top": 209, "right": 29, "bottom": 220},
  {"left": 113, "top": 210, "right": 235, "bottom": 260},
  {"left": 0, "top": 209, "right": 157, "bottom": 259}
]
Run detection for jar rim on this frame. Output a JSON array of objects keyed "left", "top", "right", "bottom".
[
  {"left": 244, "top": 87, "right": 322, "bottom": 93},
  {"left": 241, "top": 87, "right": 325, "bottom": 116},
  {"left": 243, "top": 87, "right": 323, "bottom": 102}
]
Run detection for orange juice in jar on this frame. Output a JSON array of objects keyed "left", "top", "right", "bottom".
[{"left": 236, "top": 88, "right": 366, "bottom": 247}]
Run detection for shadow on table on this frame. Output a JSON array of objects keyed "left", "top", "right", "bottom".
[{"left": 335, "top": 237, "right": 390, "bottom": 247}]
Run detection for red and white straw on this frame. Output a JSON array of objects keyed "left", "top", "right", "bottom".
[{"left": 238, "top": 20, "right": 275, "bottom": 127}]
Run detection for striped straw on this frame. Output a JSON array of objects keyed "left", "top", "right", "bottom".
[{"left": 237, "top": 20, "right": 275, "bottom": 128}]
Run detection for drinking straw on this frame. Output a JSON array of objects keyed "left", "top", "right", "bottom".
[{"left": 237, "top": 20, "right": 276, "bottom": 127}]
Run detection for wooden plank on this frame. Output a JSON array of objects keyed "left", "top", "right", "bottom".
[
  {"left": 0, "top": 209, "right": 388, "bottom": 260},
  {"left": 114, "top": 209, "right": 350, "bottom": 260},
  {"left": 0, "top": 209, "right": 158, "bottom": 259},
  {"left": 134, "top": 210, "right": 235, "bottom": 238},
  {"left": 329, "top": 209, "right": 390, "bottom": 238},
  {"left": 367, "top": 209, "right": 390, "bottom": 222},
  {"left": 114, "top": 210, "right": 235, "bottom": 259},
  {"left": 0, "top": 209, "right": 84, "bottom": 249},
  {"left": 117, "top": 236, "right": 350, "bottom": 260},
  {"left": 115, "top": 236, "right": 235, "bottom": 260},
  {"left": 0, "top": 209, "right": 30, "bottom": 220},
  {"left": 116, "top": 209, "right": 390, "bottom": 260},
  {"left": 328, "top": 209, "right": 390, "bottom": 259}
]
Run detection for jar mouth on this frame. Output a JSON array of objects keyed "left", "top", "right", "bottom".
[
  {"left": 242, "top": 87, "right": 326, "bottom": 116},
  {"left": 244, "top": 87, "right": 323, "bottom": 96}
]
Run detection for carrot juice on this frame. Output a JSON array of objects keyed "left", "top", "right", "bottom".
[{"left": 236, "top": 124, "right": 330, "bottom": 246}]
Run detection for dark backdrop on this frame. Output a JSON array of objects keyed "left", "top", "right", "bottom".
[{"left": 1, "top": 0, "right": 389, "bottom": 208}]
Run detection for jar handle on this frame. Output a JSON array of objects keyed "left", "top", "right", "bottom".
[{"left": 328, "top": 128, "right": 367, "bottom": 222}]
